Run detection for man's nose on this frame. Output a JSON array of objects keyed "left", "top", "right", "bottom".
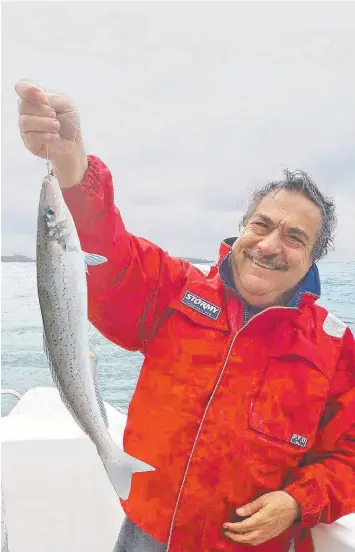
[{"left": 257, "top": 231, "right": 282, "bottom": 256}]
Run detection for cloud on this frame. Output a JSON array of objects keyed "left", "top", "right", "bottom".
[{"left": 2, "top": 1, "right": 355, "bottom": 261}]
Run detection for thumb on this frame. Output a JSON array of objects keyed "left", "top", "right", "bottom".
[
  {"left": 15, "top": 79, "right": 49, "bottom": 106},
  {"left": 236, "top": 497, "right": 264, "bottom": 517}
]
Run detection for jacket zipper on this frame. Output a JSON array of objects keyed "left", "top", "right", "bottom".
[
  {"left": 166, "top": 330, "right": 238, "bottom": 551},
  {"left": 166, "top": 303, "right": 300, "bottom": 551}
]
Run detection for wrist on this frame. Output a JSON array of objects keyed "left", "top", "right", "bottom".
[
  {"left": 52, "top": 136, "right": 88, "bottom": 190},
  {"left": 281, "top": 491, "right": 302, "bottom": 522}
]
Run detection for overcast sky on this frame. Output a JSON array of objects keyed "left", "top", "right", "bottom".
[{"left": 2, "top": 1, "right": 355, "bottom": 261}]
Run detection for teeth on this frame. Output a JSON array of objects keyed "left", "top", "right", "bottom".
[
  {"left": 245, "top": 252, "right": 276, "bottom": 270},
  {"left": 253, "top": 260, "right": 268, "bottom": 269}
]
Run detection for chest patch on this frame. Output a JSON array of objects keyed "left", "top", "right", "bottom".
[
  {"left": 181, "top": 291, "right": 221, "bottom": 321},
  {"left": 290, "top": 433, "right": 308, "bottom": 448}
]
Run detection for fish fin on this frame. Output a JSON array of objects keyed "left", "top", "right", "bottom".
[
  {"left": 84, "top": 252, "right": 107, "bottom": 275},
  {"left": 100, "top": 447, "right": 155, "bottom": 500},
  {"left": 42, "top": 329, "right": 87, "bottom": 435},
  {"left": 84, "top": 252, "right": 108, "bottom": 265},
  {"left": 88, "top": 339, "right": 109, "bottom": 428},
  {"left": 83, "top": 252, "right": 107, "bottom": 267}
]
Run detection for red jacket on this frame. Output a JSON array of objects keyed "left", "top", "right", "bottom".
[{"left": 63, "top": 155, "right": 355, "bottom": 552}]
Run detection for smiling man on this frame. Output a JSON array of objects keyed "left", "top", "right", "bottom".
[
  {"left": 16, "top": 80, "right": 355, "bottom": 552},
  {"left": 228, "top": 182, "right": 331, "bottom": 309}
]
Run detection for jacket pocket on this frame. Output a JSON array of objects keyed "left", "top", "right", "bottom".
[{"left": 248, "top": 333, "right": 331, "bottom": 449}]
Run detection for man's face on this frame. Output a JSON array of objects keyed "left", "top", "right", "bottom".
[{"left": 231, "top": 189, "right": 322, "bottom": 307}]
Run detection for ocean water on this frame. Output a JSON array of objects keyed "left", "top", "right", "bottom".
[{"left": 1, "top": 260, "right": 354, "bottom": 417}]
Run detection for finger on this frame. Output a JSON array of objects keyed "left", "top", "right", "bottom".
[
  {"left": 15, "top": 80, "right": 49, "bottom": 105},
  {"left": 45, "top": 92, "right": 74, "bottom": 113},
  {"left": 20, "top": 132, "right": 60, "bottom": 159},
  {"left": 23, "top": 131, "right": 60, "bottom": 143},
  {"left": 236, "top": 498, "right": 264, "bottom": 517},
  {"left": 15, "top": 80, "right": 77, "bottom": 118},
  {"left": 19, "top": 114, "right": 60, "bottom": 134},
  {"left": 223, "top": 511, "right": 266, "bottom": 534},
  {"left": 224, "top": 528, "right": 264, "bottom": 546},
  {"left": 15, "top": 81, "right": 72, "bottom": 114},
  {"left": 22, "top": 132, "right": 60, "bottom": 149},
  {"left": 18, "top": 99, "right": 56, "bottom": 118},
  {"left": 20, "top": 131, "right": 60, "bottom": 156}
]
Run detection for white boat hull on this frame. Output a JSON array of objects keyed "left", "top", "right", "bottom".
[{"left": 1, "top": 387, "right": 354, "bottom": 551}]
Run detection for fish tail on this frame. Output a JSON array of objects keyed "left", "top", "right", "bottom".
[{"left": 100, "top": 449, "right": 155, "bottom": 500}]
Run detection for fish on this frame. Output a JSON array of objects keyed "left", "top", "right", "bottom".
[{"left": 36, "top": 173, "right": 155, "bottom": 500}]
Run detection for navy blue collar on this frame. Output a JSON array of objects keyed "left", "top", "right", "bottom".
[{"left": 219, "top": 251, "right": 321, "bottom": 324}]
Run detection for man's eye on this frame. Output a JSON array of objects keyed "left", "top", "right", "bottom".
[{"left": 288, "top": 235, "right": 304, "bottom": 244}]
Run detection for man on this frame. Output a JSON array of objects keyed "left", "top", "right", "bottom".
[{"left": 15, "top": 80, "right": 355, "bottom": 552}]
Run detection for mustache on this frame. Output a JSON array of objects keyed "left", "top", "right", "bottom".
[{"left": 244, "top": 249, "right": 288, "bottom": 271}]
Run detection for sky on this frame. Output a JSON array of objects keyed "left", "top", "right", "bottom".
[{"left": 2, "top": 1, "right": 355, "bottom": 262}]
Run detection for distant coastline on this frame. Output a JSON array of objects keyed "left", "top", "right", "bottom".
[
  {"left": 184, "top": 257, "right": 214, "bottom": 264},
  {"left": 1, "top": 255, "right": 35, "bottom": 262}
]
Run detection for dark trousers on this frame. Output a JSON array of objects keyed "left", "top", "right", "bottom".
[{"left": 113, "top": 516, "right": 167, "bottom": 552}]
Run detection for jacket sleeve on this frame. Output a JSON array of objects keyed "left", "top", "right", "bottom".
[
  {"left": 283, "top": 325, "right": 355, "bottom": 528},
  {"left": 62, "top": 155, "right": 190, "bottom": 353}
]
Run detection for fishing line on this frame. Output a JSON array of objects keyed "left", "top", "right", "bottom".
[
  {"left": 44, "top": 135, "right": 60, "bottom": 177},
  {"left": 46, "top": 140, "right": 50, "bottom": 175}
]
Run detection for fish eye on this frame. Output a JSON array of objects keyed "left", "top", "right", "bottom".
[{"left": 44, "top": 207, "right": 55, "bottom": 219}]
